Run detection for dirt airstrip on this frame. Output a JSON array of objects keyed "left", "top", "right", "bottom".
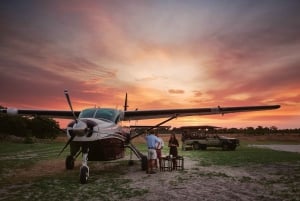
[
  {"left": 5, "top": 144, "right": 299, "bottom": 201},
  {"left": 1, "top": 134, "right": 300, "bottom": 200}
]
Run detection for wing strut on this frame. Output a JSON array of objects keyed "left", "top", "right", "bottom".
[{"left": 130, "top": 114, "right": 177, "bottom": 140}]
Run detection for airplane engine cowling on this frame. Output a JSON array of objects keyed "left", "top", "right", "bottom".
[
  {"left": 67, "top": 119, "right": 97, "bottom": 137},
  {"left": 6, "top": 108, "right": 18, "bottom": 115},
  {"left": 69, "top": 128, "right": 87, "bottom": 137}
]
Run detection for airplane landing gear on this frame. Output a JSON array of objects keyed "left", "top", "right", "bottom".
[
  {"left": 128, "top": 160, "right": 134, "bottom": 166},
  {"left": 80, "top": 147, "right": 89, "bottom": 184},
  {"left": 80, "top": 165, "right": 89, "bottom": 184},
  {"left": 141, "top": 155, "right": 148, "bottom": 171},
  {"left": 65, "top": 155, "right": 75, "bottom": 170}
]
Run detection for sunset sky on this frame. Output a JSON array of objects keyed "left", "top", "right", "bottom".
[{"left": 1, "top": 0, "right": 300, "bottom": 129}]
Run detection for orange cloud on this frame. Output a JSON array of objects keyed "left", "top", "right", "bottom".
[{"left": 168, "top": 89, "right": 185, "bottom": 94}]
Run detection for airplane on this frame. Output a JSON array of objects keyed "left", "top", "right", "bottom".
[{"left": 0, "top": 90, "right": 280, "bottom": 183}]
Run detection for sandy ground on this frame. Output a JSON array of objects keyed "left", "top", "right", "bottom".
[
  {"left": 123, "top": 154, "right": 299, "bottom": 201},
  {"left": 2, "top": 144, "right": 299, "bottom": 201}
]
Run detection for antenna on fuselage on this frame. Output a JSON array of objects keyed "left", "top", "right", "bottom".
[{"left": 124, "top": 92, "right": 129, "bottom": 111}]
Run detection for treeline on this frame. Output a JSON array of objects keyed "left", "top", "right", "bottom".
[
  {"left": 212, "top": 126, "right": 300, "bottom": 135},
  {"left": 146, "top": 126, "right": 300, "bottom": 135},
  {"left": 0, "top": 111, "right": 61, "bottom": 140}
]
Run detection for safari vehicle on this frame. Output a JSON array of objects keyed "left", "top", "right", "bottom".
[{"left": 180, "top": 126, "right": 240, "bottom": 151}]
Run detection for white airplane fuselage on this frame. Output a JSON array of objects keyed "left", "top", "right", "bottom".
[{"left": 67, "top": 118, "right": 126, "bottom": 142}]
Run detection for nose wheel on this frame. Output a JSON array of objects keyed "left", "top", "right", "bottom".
[{"left": 80, "top": 165, "right": 89, "bottom": 184}]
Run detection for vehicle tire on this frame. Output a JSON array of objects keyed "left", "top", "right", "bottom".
[
  {"left": 193, "top": 142, "right": 200, "bottom": 150},
  {"left": 65, "top": 155, "right": 74, "bottom": 170},
  {"left": 80, "top": 166, "right": 89, "bottom": 184},
  {"left": 200, "top": 144, "right": 207, "bottom": 150},
  {"left": 141, "top": 155, "right": 148, "bottom": 171},
  {"left": 222, "top": 143, "right": 229, "bottom": 151},
  {"left": 230, "top": 144, "right": 237, "bottom": 151}
]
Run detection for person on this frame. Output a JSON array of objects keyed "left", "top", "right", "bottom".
[
  {"left": 155, "top": 132, "right": 164, "bottom": 169},
  {"left": 145, "top": 132, "right": 160, "bottom": 174},
  {"left": 168, "top": 133, "right": 179, "bottom": 169}
]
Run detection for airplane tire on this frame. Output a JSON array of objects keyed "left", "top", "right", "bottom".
[
  {"left": 128, "top": 160, "right": 134, "bottom": 166},
  {"left": 80, "top": 166, "right": 88, "bottom": 184},
  {"left": 65, "top": 155, "right": 74, "bottom": 170},
  {"left": 141, "top": 155, "right": 148, "bottom": 171}
]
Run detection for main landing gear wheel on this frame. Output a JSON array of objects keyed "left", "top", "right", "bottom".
[
  {"left": 80, "top": 165, "right": 89, "bottom": 184},
  {"left": 128, "top": 160, "right": 134, "bottom": 166},
  {"left": 141, "top": 155, "right": 148, "bottom": 171},
  {"left": 65, "top": 155, "right": 74, "bottom": 170}
]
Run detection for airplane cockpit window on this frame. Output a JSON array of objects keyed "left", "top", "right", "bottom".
[
  {"left": 79, "top": 108, "right": 118, "bottom": 122},
  {"left": 95, "top": 109, "right": 116, "bottom": 122},
  {"left": 79, "top": 109, "right": 96, "bottom": 118}
]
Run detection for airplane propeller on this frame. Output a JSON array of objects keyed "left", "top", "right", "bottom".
[
  {"left": 58, "top": 132, "right": 75, "bottom": 156},
  {"left": 58, "top": 90, "right": 88, "bottom": 156},
  {"left": 58, "top": 90, "right": 79, "bottom": 156},
  {"left": 64, "top": 89, "right": 78, "bottom": 123}
]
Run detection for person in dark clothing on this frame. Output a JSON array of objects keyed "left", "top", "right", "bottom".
[{"left": 168, "top": 133, "right": 179, "bottom": 169}]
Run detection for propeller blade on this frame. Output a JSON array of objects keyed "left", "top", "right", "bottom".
[
  {"left": 58, "top": 90, "right": 80, "bottom": 157},
  {"left": 58, "top": 135, "right": 75, "bottom": 157},
  {"left": 64, "top": 89, "right": 78, "bottom": 123}
]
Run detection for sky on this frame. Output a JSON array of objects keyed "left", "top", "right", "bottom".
[{"left": 0, "top": 0, "right": 300, "bottom": 129}]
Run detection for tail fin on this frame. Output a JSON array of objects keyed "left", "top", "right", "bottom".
[{"left": 124, "top": 92, "right": 129, "bottom": 111}]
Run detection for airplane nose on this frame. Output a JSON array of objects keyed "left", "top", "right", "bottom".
[
  {"left": 67, "top": 119, "right": 97, "bottom": 137},
  {"left": 68, "top": 120, "right": 88, "bottom": 137},
  {"left": 74, "top": 120, "right": 87, "bottom": 129}
]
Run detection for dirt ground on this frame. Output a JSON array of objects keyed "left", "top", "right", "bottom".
[
  {"left": 2, "top": 146, "right": 299, "bottom": 201},
  {"left": 126, "top": 134, "right": 300, "bottom": 201},
  {"left": 123, "top": 152, "right": 299, "bottom": 201}
]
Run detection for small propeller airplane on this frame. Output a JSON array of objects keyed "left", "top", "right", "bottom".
[{"left": 0, "top": 90, "right": 280, "bottom": 183}]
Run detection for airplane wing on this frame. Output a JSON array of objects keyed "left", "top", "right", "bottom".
[
  {"left": 1, "top": 105, "right": 280, "bottom": 121},
  {"left": 123, "top": 105, "right": 280, "bottom": 121},
  {"left": 0, "top": 108, "right": 80, "bottom": 119}
]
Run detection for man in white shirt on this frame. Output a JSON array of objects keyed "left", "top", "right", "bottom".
[{"left": 145, "top": 132, "right": 160, "bottom": 174}]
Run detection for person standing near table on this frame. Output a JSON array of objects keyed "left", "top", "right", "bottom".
[
  {"left": 168, "top": 133, "right": 179, "bottom": 169},
  {"left": 145, "top": 132, "right": 160, "bottom": 174}
]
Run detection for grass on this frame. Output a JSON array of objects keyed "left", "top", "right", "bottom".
[
  {"left": 181, "top": 142, "right": 300, "bottom": 167},
  {"left": 0, "top": 142, "right": 65, "bottom": 184},
  {"left": 0, "top": 140, "right": 299, "bottom": 200},
  {"left": 0, "top": 141, "right": 148, "bottom": 201}
]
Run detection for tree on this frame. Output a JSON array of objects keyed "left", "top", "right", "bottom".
[
  {"left": 0, "top": 106, "right": 61, "bottom": 139},
  {"left": 30, "top": 116, "right": 60, "bottom": 139}
]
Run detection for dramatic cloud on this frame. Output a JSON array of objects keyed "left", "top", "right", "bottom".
[{"left": 1, "top": 0, "right": 299, "bottom": 128}]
